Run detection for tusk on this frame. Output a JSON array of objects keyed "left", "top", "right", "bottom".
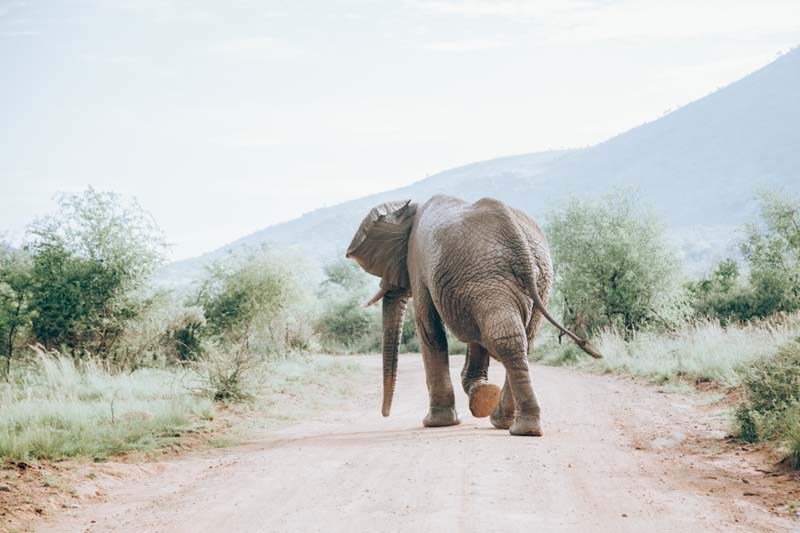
[{"left": 364, "top": 287, "right": 387, "bottom": 307}]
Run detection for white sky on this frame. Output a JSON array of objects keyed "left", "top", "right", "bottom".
[{"left": 2, "top": 0, "right": 799, "bottom": 260}]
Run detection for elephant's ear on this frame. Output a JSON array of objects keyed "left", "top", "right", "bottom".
[{"left": 346, "top": 200, "right": 417, "bottom": 289}]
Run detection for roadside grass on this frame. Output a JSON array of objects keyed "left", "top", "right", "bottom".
[
  {"left": 533, "top": 314, "right": 800, "bottom": 467},
  {"left": 0, "top": 349, "right": 215, "bottom": 462},
  {"left": 0, "top": 350, "right": 363, "bottom": 530},
  {"left": 0, "top": 349, "right": 363, "bottom": 463},
  {"left": 533, "top": 315, "right": 800, "bottom": 386}
]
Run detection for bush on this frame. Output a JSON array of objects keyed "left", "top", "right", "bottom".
[
  {"left": 112, "top": 293, "right": 207, "bottom": 368},
  {"left": 195, "top": 348, "right": 261, "bottom": 402},
  {"left": 0, "top": 247, "right": 32, "bottom": 378},
  {"left": 688, "top": 259, "right": 760, "bottom": 323},
  {"left": 195, "top": 247, "right": 297, "bottom": 354},
  {"left": 317, "top": 300, "right": 375, "bottom": 349},
  {"left": 314, "top": 259, "right": 422, "bottom": 353},
  {"left": 315, "top": 259, "right": 376, "bottom": 351},
  {"left": 546, "top": 192, "right": 688, "bottom": 336},
  {"left": 735, "top": 338, "right": 800, "bottom": 467}
]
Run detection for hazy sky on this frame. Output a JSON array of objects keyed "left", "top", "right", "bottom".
[{"left": 2, "top": 0, "right": 799, "bottom": 260}]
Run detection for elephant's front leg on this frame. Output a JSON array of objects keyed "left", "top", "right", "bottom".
[
  {"left": 462, "top": 343, "right": 501, "bottom": 418},
  {"left": 415, "top": 294, "right": 460, "bottom": 427}
]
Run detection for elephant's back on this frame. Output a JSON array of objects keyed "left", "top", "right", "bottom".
[{"left": 412, "top": 196, "right": 550, "bottom": 342}]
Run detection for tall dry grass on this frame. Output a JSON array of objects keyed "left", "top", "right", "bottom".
[
  {"left": 534, "top": 315, "right": 800, "bottom": 386},
  {"left": 0, "top": 347, "right": 363, "bottom": 462},
  {"left": 0, "top": 347, "right": 214, "bottom": 461}
]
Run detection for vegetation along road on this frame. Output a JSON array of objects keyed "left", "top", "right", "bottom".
[{"left": 44, "top": 355, "right": 796, "bottom": 533}]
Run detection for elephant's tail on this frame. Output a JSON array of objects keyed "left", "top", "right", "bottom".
[{"left": 512, "top": 221, "right": 603, "bottom": 359}]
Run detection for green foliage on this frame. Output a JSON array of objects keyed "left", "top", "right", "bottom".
[
  {"left": 740, "top": 192, "right": 800, "bottom": 318},
  {"left": 546, "top": 192, "right": 688, "bottom": 335},
  {"left": 314, "top": 259, "right": 421, "bottom": 353},
  {"left": 167, "top": 306, "right": 206, "bottom": 361},
  {"left": 195, "top": 248, "right": 296, "bottom": 352},
  {"left": 320, "top": 258, "right": 369, "bottom": 292},
  {"left": 317, "top": 300, "right": 375, "bottom": 348},
  {"left": 735, "top": 338, "right": 800, "bottom": 468},
  {"left": 23, "top": 189, "right": 166, "bottom": 361},
  {"left": 690, "top": 193, "right": 800, "bottom": 323},
  {"left": 0, "top": 247, "right": 33, "bottom": 378},
  {"left": 28, "top": 188, "right": 165, "bottom": 285},
  {"left": 112, "top": 293, "right": 207, "bottom": 368},
  {"left": 688, "top": 259, "right": 757, "bottom": 322},
  {"left": 315, "top": 259, "right": 377, "bottom": 351}
]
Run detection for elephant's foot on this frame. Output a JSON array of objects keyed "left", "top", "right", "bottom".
[
  {"left": 468, "top": 383, "right": 501, "bottom": 418},
  {"left": 423, "top": 406, "right": 461, "bottom": 427},
  {"left": 509, "top": 414, "right": 543, "bottom": 437},
  {"left": 490, "top": 402, "right": 514, "bottom": 430}
]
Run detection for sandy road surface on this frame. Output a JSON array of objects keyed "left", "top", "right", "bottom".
[{"left": 44, "top": 355, "right": 796, "bottom": 533}]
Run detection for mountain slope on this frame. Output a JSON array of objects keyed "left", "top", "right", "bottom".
[{"left": 160, "top": 47, "right": 800, "bottom": 284}]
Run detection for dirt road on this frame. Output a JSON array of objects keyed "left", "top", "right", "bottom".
[{"left": 44, "top": 355, "right": 796, "bottom": 532}]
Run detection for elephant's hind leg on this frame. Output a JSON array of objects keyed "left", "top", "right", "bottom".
[
  {"left": 415, "top": 289, "right": 460, "bottom": 428},
  {"left": 490, "top": 374, "right": 515, "bottom": 429},
  {"left": 490, "top": 299, "right": 545, "bottom": 430},
  {"left": 484, "top": 315, "right": 543, "bottom": 436},
  {"left": 462, "top": 343, "right": 500, "bottom": 418}
]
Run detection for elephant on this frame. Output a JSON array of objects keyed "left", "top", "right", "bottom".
[{"left": 345, "top": 195, "right": 602, "bottom": 436}]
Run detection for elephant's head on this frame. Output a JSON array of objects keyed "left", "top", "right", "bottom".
[{"left": 346, "top": 200, "right": 417, "bottom": 417}]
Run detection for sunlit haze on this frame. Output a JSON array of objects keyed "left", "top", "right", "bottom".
[{"left": 2, "top": 0, "right": 799, "bottom": 260}]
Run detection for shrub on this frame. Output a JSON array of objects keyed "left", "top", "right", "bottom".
[
  {"left": 195, "top": 348, "right": 261, "bottom": 402},
  {"left": 689, "top": 259, "right": 746, "bottom": 321},
  {"left": 0, "top": 247, "right": 33, "bottom": 378},
  {"left": 195, "top": 247, "right": 296, "bottom": 353},
  {"left": 735, "top": 338, "right": 800, "bottom": 467},
  {"left": 112, "top": 293, "right": 207, "bottom": 368},
  {"left": 314, "top": 259, "right": 423, "bottom": 353},
  {"left": 546, "top": 192, "right": 688, "bottom": 336},
  {"left": 317, "top": 300, "right": 375, "bottom": 349}
]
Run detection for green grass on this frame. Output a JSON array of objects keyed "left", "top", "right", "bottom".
[
  {"left": 0, "top": 350, "right": 215, "bottom": 461},
  {"left": 0, "top": 349, "right": 364, "bottom": 462},
  {"left": 533, "top": 315, "right": 800, "bottom": 386}
]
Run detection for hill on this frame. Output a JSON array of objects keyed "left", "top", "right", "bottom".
[{"left": 159, "top": 47, "right": 800, "bottom": 285}]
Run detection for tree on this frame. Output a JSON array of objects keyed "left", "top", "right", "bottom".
[
  {"left": 740, "top": 191, "right": 800, "bottom": 317},
  {"left": 314, "top": 258, "right": 378, "bottom": 350},
  {"left": 546, "top": 192, "right": 688, "bottom": 335},
  {"left": 314, "top": 258, "right": 420, "bottom": 353},
  {"left": 195, "top": 247, "right": 296, "bottom": 351},
  {"left": 25, "top": 188, "right": 167, "bottom": 358}
]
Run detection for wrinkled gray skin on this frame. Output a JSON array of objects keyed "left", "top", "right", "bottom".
[{"left": 346, "top": 195, "right": 601, "bottom": 436}]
